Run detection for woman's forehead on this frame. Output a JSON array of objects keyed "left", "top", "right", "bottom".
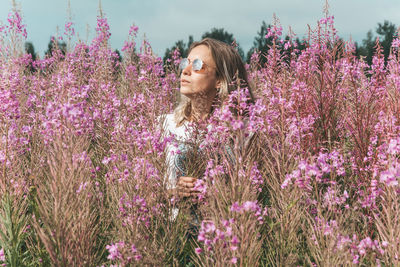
[{"left": 188, "top": 45, "right": 214, "bottom": 64}]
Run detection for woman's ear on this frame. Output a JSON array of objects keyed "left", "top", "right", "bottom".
[{"left": 216, "top": 79, "right": 222, "bottom": 91}]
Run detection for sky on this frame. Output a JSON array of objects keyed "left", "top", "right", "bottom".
[{"left": 1, "top": 0, "right": 400, "bottom": 58}]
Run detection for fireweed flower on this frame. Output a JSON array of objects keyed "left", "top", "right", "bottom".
[
  {"left": 265, "top": 25, "right": 283, "bottom": 39},
  {"left": 64, "top": 21, "right": 75, "bottom": 37},
  {"left": 379, "top": 163, "right": 400, "bottom": 187},
  {"left": 196, "top": 200, "right": 265, "bottom": 263},
  {"left": 7, "top": 10, "right": 27, "bottom": 38},
  {"left": 319, "top": 15, "right": 335, "bottom": 25},
  {"left": 193, "top": 178, "right": 207, "bottom": 202},
  {"left": 0, "top": 248, "right": 4, "bottom": 262},
  {"left": 106, "top": 242, "right": 124, "bottom": 260},
  {"left": 129, "top": 25, "right": 139, "bottom": 36},
  {"left": 282, "top": 150, "right": 346, "bottom": 191},
  {"left": 392, "top": 38, "right": 400, "bottom": 49}
]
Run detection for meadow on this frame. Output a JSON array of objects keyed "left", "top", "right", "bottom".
[{"left": 1, "top": 5, "right": 400, "bottom": 267}]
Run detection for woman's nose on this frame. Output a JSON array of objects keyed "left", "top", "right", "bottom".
[{"left": 182, "top": 63, "right": 191, "bottom": 75}]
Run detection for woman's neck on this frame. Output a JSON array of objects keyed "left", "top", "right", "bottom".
[{"left": 188, "top": 91, "right": 216, "bottom": 122}]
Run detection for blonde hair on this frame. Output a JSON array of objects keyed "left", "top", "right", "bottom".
[{"left": 174, "top": 38, "right": 254, "bottom": 126}]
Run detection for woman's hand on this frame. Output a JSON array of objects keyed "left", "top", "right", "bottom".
[{"left": 177, "top": 176, "right": 200, "bottom": 198}]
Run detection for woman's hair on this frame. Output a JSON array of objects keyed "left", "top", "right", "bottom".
[{"left": 174, "top": 38, "right": 255, "bottom": 126}]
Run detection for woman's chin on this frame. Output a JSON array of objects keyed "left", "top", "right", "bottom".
[{"left": 180, "top": 87, "right": 195, "bottom": 97}]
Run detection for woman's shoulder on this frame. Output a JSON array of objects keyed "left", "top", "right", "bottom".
[
  {"left": 158, "top": 113, "right": 182, "bottom": 134},
  {"left": 161, "top": 113, "right": 191, "bottom": 140},
  {"left": 157, "top": 113, "right": 175, "bottom": 129}
]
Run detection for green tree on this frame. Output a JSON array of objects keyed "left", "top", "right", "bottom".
[
  {"left": 247, "top": 21, "right": 307, "bottom": 65},
  {"left": 114, "top": 49, "right": 122, "bottom": 62},
  {"left": 356, "top": 20, "right": 397, "bottom": 65},
  {"left": 355, "top": 31, "right": 374, "bottom": 64},
  {"left": 247, "top": 21, "right": 273, "bottom": 64},
  {"left": 24, "top": 41, "right": 37, "bottom": 72},
  {"left": 45, "top": 36, "right": 67, "bottom": 57},
  {"left": 24, "top": 42, "right": 37, "bottom": 61},
  {"left": 377, "top": 20, "right": 397, "bottom": 61},
  {"left": 163, "top": 35, "right": 193, "bottom": 65}
]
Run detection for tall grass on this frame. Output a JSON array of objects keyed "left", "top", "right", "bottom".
[{"left": 1, "top": 2, "right": 400, "bottom": 266}]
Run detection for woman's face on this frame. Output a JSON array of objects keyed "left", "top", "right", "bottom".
[{"left": 180, "top": 45, "right": 220, "bottom": 98}]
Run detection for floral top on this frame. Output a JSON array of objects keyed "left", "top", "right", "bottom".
[{"left": 162, "top": 113, "right": 191, "bottom": 190}]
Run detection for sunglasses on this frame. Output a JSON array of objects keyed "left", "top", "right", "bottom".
[{"left": 179, "top": 58, "right": 215, "bottom": 72}]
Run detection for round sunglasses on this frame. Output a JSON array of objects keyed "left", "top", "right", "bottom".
[{"left": 179, "top": 58, "right": 215, "bottom": 72}]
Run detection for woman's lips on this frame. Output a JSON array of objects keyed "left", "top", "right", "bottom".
[{"left": 181, "top": 79, "right": 190, "bottom": 84}]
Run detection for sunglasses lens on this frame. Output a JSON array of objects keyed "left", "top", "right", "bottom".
[
  {"left": 179, "top": 58, "right": 189, "bottom": 70},
  {"left": 179, "top": 58, "right": 204, "bottom": 71},
  {"left": 192, "top": 59, "right": 203, "bottom": 71}
]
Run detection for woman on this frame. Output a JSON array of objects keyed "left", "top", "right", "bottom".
[{"left": 163, "top": 37, "right": 255, "bottom": 199}]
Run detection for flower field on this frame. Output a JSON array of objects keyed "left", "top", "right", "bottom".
[{"left": 1, "top": 5, "right": 400, "bottom": 267}]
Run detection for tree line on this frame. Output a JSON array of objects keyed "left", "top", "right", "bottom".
[
  {"left": 163, "top": 20, "right": 399, "bottom": 66},
  {"left": 24, "top": 20, "right": 398, "bottom": 67}
]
